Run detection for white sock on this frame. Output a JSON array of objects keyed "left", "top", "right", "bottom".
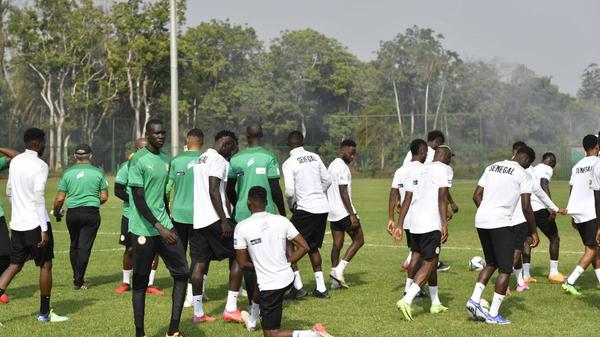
[
  {"left": 250, "top": 301, "right": 260, "bottom": 322},
  {"left": 203, "top": 274, "right": 207, "bottom": 295},
  {"left": 315, "top": 271, "right": 327, "bottom": 292},
  {"left": 225, "top": 291, "right": 239, "bottom": 312},
  {"left": 404, "top": 283, "right": 421, "bottom": 305},
  {"left": 522, "top": 263, "right": 531, "bottom": 279},
  {"left": 404, "top": 278, "right": 414, "bottom": 293},
  {"left": 567, "top": 265, "right": 585, "bottom": 285},
  {"left": 186, "top": 283, "right": 193, "bottom": 302},
  {"left": 489, "top": 292, "right": 505, "bottom": 317},
  {"left": 148, "top": 270, "right": 156, "bottom": 286},
  {"left": 595, "top": 269, "right": 600, "bottom": 284},
  {"left": 470, "top": 282, "right": 485, "bottom": 303},
  {"left": 193, "top": 295, "right": 204, "bottom": 317},
  {"left": 293, "top": 331, "right": 317, "bottom": 337},
  {"left": 406, "top": 251, "right": 412, "bottom": 263},
  {"left": 123, "top": 269, "right": 132, "bottom": 284},
  {"left": 549, "top": 260, "right": 559, "bottom": 276},
  {"left": 336, "top": 260, "right": 349, "bottom": 274},
  {"left": 429, "top": 286, "right": 441, "bottom": 305},
  {"left": 514, "top": 268, "right": 525, "bottom": 286},
  {"left": 293, "top": 271, "right": 303, "bottom": 290}
]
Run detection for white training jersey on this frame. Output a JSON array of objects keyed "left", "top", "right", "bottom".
[
  {"left": 530, "top": 163, "right": 554, "bottom": 212},
  {"left": 475, "top": 160, "right": 533, "bottom": 229},
  {"left": 511, "top": 166, "right": 559, "bottom": 225},
  {"left": 327, "top": 158, "right": 356, "bottom": 222},
  {"left": 391, "top": 161, "right": 424, "bottom": 230},
  {"left": 567, "top": 156, "right": 600, "bottom": 223},
  {"left": 592, "top": 160, "right": 600, "bottom": 192},
  {"left": 193, "top": 148, "right": 230, "bottom": 229},
  {"left": 233, "top": 212, "right": 299, "bottom": 291},
  {"left": 405, "top": 162, "right": 453, "bottom": 234},
  {"left": 6, "top": 150, "right": 50, "bottom": 232},
  {"left": 282, "top": 147, "right": 330, "bottom": 214},
  {"left": 402, "top": 146, "right": 435, "bottom": 166}
]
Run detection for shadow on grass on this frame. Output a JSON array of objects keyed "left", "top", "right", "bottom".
[
  {"left": 580, "top": 292, "right": 600, "bottom": 310},
  {"left": 152, "top": 323, "right": 208, "bottom": 337},
  {"left": 87, "top": 271, "right": 123, "bottom": 288},
  {"left": 53, "top": 297, "right": 99, "bottom": 315}
]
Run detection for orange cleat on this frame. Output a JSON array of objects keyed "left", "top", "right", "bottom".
[
  {"left": 547, "top": 273, "right": 566, "bottom": 284},
  {"left": 115, "top": 283, "right": 130, "bottom": 294},
  {"left": 0, "top": 294, "right": 8, "bottom": 304},
  {"left": 146, "top": 285, "right": 165, "bottom": 296},
  {"left": 222, "top": 309, "right": 243, "bottom": 323},
  {"left": 192, "top": 315, "right": 216, "bottom": 324},
  {"left": 524, "top": 277, "right": 538, "bottom": 284}
]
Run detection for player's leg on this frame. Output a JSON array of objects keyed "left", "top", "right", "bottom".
[
  {"left": 486, "top": 227, "right": 515, "bottom": 324},
  {"left": 310, "top": 213, "right": 328, "bottom": 298},
  {"left": 146, "top": 253, "right": 164, "bottom": 295},
  {"left": 117, "top": 216, "right": 133, "bottom": 293},
  {"left": 467, "top": 228, "right": 498, "bottom": 321},
  {"left": 241, "top": 273, "right": 261, "bottom": 332},
  {"left": 131, "top": 234, "right": 158, "bottom": 337},
  {"left": 74, "top": 208, "right": 101, "bottom": 289},
  {"left": 427, "top": 264, "right": 446, "bottom": 314},
  {"left": 36, "top": 223, "right": 66, "bottom": 322},
  {"left": 0, "top": 216, "right": 12, "bottom": 303},
  {"left": 536, "top": 210, "right": 564, "bottom": 282},
  {"left": 157, "top": 233, "right": 189, "bottom": 336},
  {"left": 329, "top": 223, "right": 345, "bottom": 289},
  {"left": 594, "top": 248, "right": 600, "bottom": 286},
  {"left": 564, "top": 220, "right": 598, "bottom": 295},
  {"left": 286, "top": 211, "right": 309, "bottom": 299},
  {"left": 512, "top": 223, "right": 527, "bottom": 292},
  {"left": 189, "top": 227, "right": 215, "bottom": 323},
  {"left": 65, "top": 210, "right": 81, "bottom": 288},
  {"left": 173, "top": 221, "right": 195, "bottom": 306},
  {"left": 333, "top": 223, "right": 365, "bottom": 288}
]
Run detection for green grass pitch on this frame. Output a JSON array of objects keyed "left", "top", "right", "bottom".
[{"left": 0, "top": 178, "right": 598, "bottom": 336}]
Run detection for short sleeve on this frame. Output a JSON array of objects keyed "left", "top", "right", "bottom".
[
  {"left": 520, "top": 171, "right": 534, "bottom": 194},
  {"left": 100, "top": 174, "right": 109, "bottom": 191},
  {"left": 541, "top": 165, "right": 553, "bottom": 181},
  {"left": 438, "top": 165, "right": 453, "bottom": 188},
  {"left": 405, "top": 171, "right": 418, "bottom": 193},
  {"left": 0, "top": 156, "right": 7, "bottom": 171},
  {"left": 391, "top": 169, "right": 401, "bottom": 188},
  {"left": 233, "top": 226, "right": 247, "bottom": 249},
  {"left": 569, "top": 167, "right": 576, "bottom": 186},
  {"left": 267, "top": 155, "right": 280, "bottom": 178},
  {"left": 286, "top": 218, "right": 300, "bottom": 240},
  {"left": 592, "top": 163, "right": 600, "bottom": 191},
  {"left": 227, "top": 157, "right": 239, "bottom": 179},
  {"left": 168, "top": 159, "right": 176, "bottom": 180},
  {"left": 57, "top": 173, "right": 68, "bottom": 192},
  {"left": 337, "top": 164, "right": 350, "bottom": 185},
  {"left": 128, "top": 159, "right": 144, "bottom": 188},
  {"left": 402, "top": 151, "right": 411, "bottom": 166},
  {"left": 116, "top": 164, "right": 129, "bottom": 185},
  {"left": 477, "top": 167, "right": 488, "bottom": 188},
  {"left": 209, "top": 157, "right": 227, "bottom": 180}
]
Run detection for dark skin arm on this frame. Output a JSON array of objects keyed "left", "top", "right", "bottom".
[
  {"left": 236, "top": 234, "right": 310, "bottom": 272},
  {"left": 439, "top": 187, "right": 449, "bottom": 243},
  {"left": 0, "top": 147, "right": 19, "bottom": 163},
  {"left": 226, "top": 177, "right": 238, "bottom": 207},
  {"left": 447, "top": 190, "right": 459, "bottom": 213},
  {"left": 521, "top": 193, "right": 539, "bottom": 248},
  {"left": 114, "top": 183, "right": 128, "bottom": 202},
  {"left": 473, "top": 186, "right": 484, "bottom": 208},
  {"left": 131, "top": 186, "right": 177, "bottom": 244},
  {"left": 236, "top": 249, "right": 255, "bottom": 272},
  {"left": 269, "top": 178, "right": 286, "bottom": 216},
  {"left": 393, "top": 191, "right": 413, "bottom": 242},
  {"left": 387, "top": 188, "right": 400, "bottom": 235},
  {"left": 100, "top": 190, "right": 108, "bottom": 204},
  {"left": 209, "top": 176, "right": 232, "bottom": 238},
  {"left": 339, "top": 184, "right": 359, "bottom": 229},
  {"left": 540, "top": 178, "right": 557, "bottom": 221}
]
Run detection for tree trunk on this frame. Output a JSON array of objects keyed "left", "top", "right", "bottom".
[
  {"left": 424, "top": 82, "right": 429, "bottom": 133},
  {"left": 392, "top": 80, "right": 404, "bottom": 138},
  {"left": 410, "top": 92, "right": 416, "bottom": 136},
  {"left": 433, "top": 80, "right": 446, "bottom": 129},
  {"left": 55, "top": 115, "right": 64, "bottom": 171}
]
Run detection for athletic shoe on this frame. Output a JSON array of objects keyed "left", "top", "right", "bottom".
[
  {"left": 396, "top": 298, "right": 414, "bottom": 321},
  {"left": 430, "top": 303, "right": 448, "bottom": 314},
  {"left": 466, "top": 299, "right": 489, "bottom": 321},
  {"left": 115, "top": 283, "right": 130, "bottom": 293},
  {"left": 485, "top": 314, "right": 511, "bottom": 325},
  {"left": 402, "top": 260, "right": 410, "bottom": 271},
  {"left": 415, "top": 288, "right": 429, "bottom": 300},
  {"left": 562, "top": 283, "right": 582, "bottom": 296},
  {"left": 312, "top": 323, "right": 333, "bottom": 337},
  {"left": 312, "top": 289, "right": 330, "bottom": 299},
  {"left": 329, "top": 269, "right": 348, "bottom": 289},
  {"left": 38, "top": 309, "right": 68, "bottom": 323},
  {"left": 240, "top": 310, "right": 256, "bottom": 332},
  {"left": 0, "top": 294, "right": 9, "bottom": 304},
  {"left": 222, "top": 309, "right": 244, "bottom": 323},
  {"left": 183, "top": 299, "right": 193, "bottom": 308},
  {"left": 192, "top": 314, "right": 216, "bottom": 324},
  {"left": 239, "top": 288, "right": 248, "bottom": 297},
  {"left": 283, "top": 287, "right": 308, "bottom": 300},
  {"left": 524, "top": 277, "right": 537, "bottom": 283},
  {"left": 331, "top": 279, "right": 342, "bottom": 290},
  {"left": 166, "top": 332, "right": 186, "bottom": 337},
  {"left": 437, "top": 261, "right": 450, "bottom": 272},
  {"left": 146, "top": 285, "right": 165, "bottom": 296},
  {"left": 74, "top": 282, "right": 90, "bottom": 290},
  {"left": 547, "top": 273, "right": 566, "bottom": 284},
  {"left": 516, "top": 284, "right": 529, "bottom": 292}
]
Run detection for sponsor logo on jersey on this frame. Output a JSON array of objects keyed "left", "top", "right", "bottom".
[
  {"left": 76, "top": 171, "right": 85, "bottom": 179},
  {"left": 250, "top": 238, "right": 262, "bottom": 245},
  {"left": 176, "top": 170, "right": 185, "bottom": 176},
  {"left": 256, "top": 167, "right": 266, "bottom": 175},
  {"left": 247, "top": 158, "right": 255, "bottom": 167}
]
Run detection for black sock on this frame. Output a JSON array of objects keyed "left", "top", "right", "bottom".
[
  {"left": 40, "top": 295, "right": 50, "bottom": 315},
  {"left": 0, "top": 288, "right": 4, "bottom": 296},
  {"left": 135, "top": 327, "right": 145, "bottom": 337},
  {"left": 167, "top": 319, "right": 180, "bottom": 335},
  {"left": 132, "top": 289, "right": 146, "bottom": 336},
  {"left": 168, "top": 278, "right": 187, "bottom": 334}
]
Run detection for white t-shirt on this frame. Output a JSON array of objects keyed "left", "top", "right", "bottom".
[
  {"left": 6, "top": 150, "right": 50, "bottom": 232},
  {"left": 592, "top": 160, "right": 600, "bottom": 192},
  {"left": 475, "top": 160, "right": 533, "bottom": 229},
  {"left": 193, "top": 148, "right": 230, "bottom": 229},
  {"left": 511, "top": 167, "right": 559, "bottom": 225},
  {"left": 567, "top": 156, "right": 600, "bottom": 223},
  {"left": 402, "top": 146, "right": 435, "bottom": 166},
  {"left": 405, "top": 162, "right": 453, "bottom": 234},
  {"left": 530, "top": 163, "right": 554, "bottom": 212},
  {"left": 282, "top": 147, "right": 330, "bottom": 214},
  {"left": 233, "top": 212, "right": 299, "bottom": 291},
  {"left": 327, "top": 158, "right": 356, "bottom": 222},
  {"left": 391, "top": 161, "right": 424, "bottom": 229}
]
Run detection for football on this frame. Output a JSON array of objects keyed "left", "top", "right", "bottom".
[{"left": 469, "top": 256, "right": 486, "bottom": 271}]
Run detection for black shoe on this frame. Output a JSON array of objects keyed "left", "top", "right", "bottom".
[
  {"left": 437, "top": 261, "right": 450, "bottom": 272},
  {"left": 312, "top": 289, "right": 330, "bottom": 299},
  {"left": 284, "top": 287, "right": 308, "bottom": 300}
]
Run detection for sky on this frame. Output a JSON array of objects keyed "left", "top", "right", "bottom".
[{"left": 185, "top": 0, "right": 600, "bottom": 95}]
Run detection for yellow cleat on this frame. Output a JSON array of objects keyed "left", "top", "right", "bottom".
[
  {"left": 524, "top": 277, "right": 537, "bottom": 283},
  {"left": 547, "top": 273, "right": 566, "bottom": 284},
  {"left": 166, "top": 333, "right": 186, "bottom": 337}
]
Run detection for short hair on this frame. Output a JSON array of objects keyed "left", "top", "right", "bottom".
[
  {"left": 512, "top": 141, "right": 527, "bottom": 151},
  {"left": 542, "top": 152, "right": 556, "bottom": 162},
  {"left": 248, "top": 186, "right": 267, "bottom": 201},
  {"left": 187, "top": 128, "right": 204, "bottom": 140},
  {"left": 340, "top": 139, "right": 356, "bottom": 148},
  {"left": 23, "top": 128, "right": 45, "bottom": 144},
  {"left": 288, "top": 131, "right": 304, "bottom": 145},
  {"left": 145, "top": 118, "right": 163, "bottom": 132},
  {"left": 516, "top": 145, "right": 536, "bottom": 162},
  {"left": 427, "top": 130, "right": 445, "bottom": 143},
  {"left": 410, "top": 138, "right": 427, "bottom": 155},
  {"left": 214, "top": 130, "right": 238, "bottom": 143},
  {"left": 582, "top": 134, "right": 599, "bottom": 151}
]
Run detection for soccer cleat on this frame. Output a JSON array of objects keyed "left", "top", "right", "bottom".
[
  {"left": 222, "top": 309, "right": 244, "bottom": 323},
  {"left": 312, "top": 289, "right": 330, "bottom": 299},
  {"left": 146, "top": 285, "right": 165, "bottom": 296},
  {"left": 466, "top": 299, "right": 489, "bottom": 321},
  {"left": 547, "top": 273, "right": 566, "bottom": 284},
  {"left": 430, "top": 303, "right": 448, "bottom": 314},
  {"left": 0, "top": 294, "right": 9, "bottom": 304},
  {"left": 485, "top": 314, "right": 511, "bottom": 325},
  {"left": 192, "top": 314, "right": 216, "bottom": 324},
  {"left": 284, "top": 287, "right": 309, "bottom": 300},
  {"left": 166, "top": 332, "right": 186, "bottom": 337},
  {"left": 437, "top": 261, "right": 450, "bottom": 272},
  {"left": 183, "top": 298, "right": 193, "bottom": 308},
  {"left": 524, "top": 277, "right": 537, "bottom": 283},
  {"left": 312, "top": 323, "right": 333, "bottom": 337},
  {"left": 396, "top": 298, "right": 414, "bottom": 321},
  {"left": 38, "top": 309, "right": 69, "bottom": 323},
  {"left": 240, "top": 310, "right": 256, "bottom": 332},
  {"left": 329, "top": 269, "right": 349, "bottom": 289},
  {"left": 562, "top": 283, "right": 582, "bottom": 296},
  {"left": 331, "top": 279, "right": 342, "bottom": 290},
  {"left": 516, "top": 284, "right": 529, "bottom": 293},
  {"left": 402, "top": 260, "right": 410, "bottom": 271},
  {"left": 74, "top": 282, "right": 90, "bottom": 290},
  {"left": 115, "top": 283, "right": 130, "bottom": 293}
]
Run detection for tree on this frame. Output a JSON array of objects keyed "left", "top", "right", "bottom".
[{"left": 578, "top": 63, "right": 600, "bottom": 102}]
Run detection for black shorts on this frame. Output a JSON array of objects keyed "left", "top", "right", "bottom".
[
  {"left": 173, "top": 221, "right": 194, "bottom": 254},
  {"left": 131, "top": 233, "right": 189, "bottom": 280},
  {"left": 576, "top": 219, "right": 598, "bottom": 247},
  {"left": 514, "top": 222, "right": 530, "bottom": 250},
  {"left": 409, "top": 230, "right": 441, "bottom": 260},
  {"left": 190, "top": 220, "right": 235, "bottom": 263},
  {"left": 0, "top": 216, "right": 10, "bottom": 257},
  {"left": 477, "top": 227, "right": 515, "bottom": 274},
  {"left": 119, "top": 216, "right": 131, "bottom": 247},
  {"left": 534, "top": 209, "right": 558, "bottom": 238},
  {"left": 260, "top": 282, "right": 293, "bottom": 330},
  {"left": 405, "top": 229, "right": 413, "bottom": 249},
  {"left": 291, "top": 210, "right": 328, "bottom": 250},
  {"left": 10, "top": 223, "right": 54, "bottom": 266},
  {"left": 330, "top": 216, "right": 360, "bottom": 234}
]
